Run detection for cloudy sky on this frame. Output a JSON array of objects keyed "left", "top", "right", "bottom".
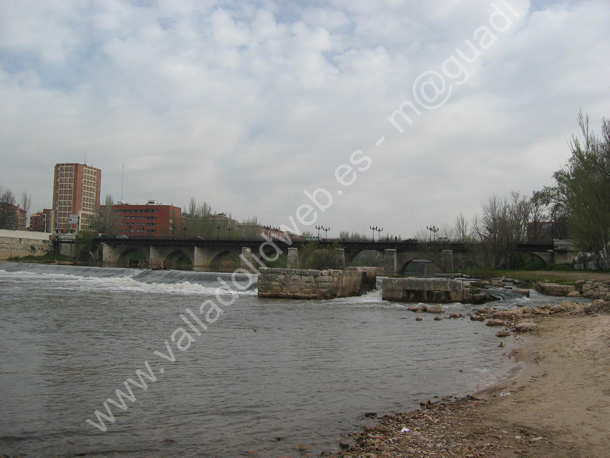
[{"left": 1, "top": 0, "right": 609, "bottom": 238}]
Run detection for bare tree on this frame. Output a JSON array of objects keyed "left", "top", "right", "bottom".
[
  {"left": 338, "top": 231, "right": 368, "bottom": 241},
  {"left": 20, "top": 192, "right": 31, "bottom": 217},
  {"left": 239, "top": 216, "right": 263, "bottom": 239},
  {"left": 0, "top": 187, "right": 17, "bottom": 229},
  {"left": 473, "top": 195, "right": 511, "bottom": 269},
  {"left": 472, "top": 192, "right": 544, "bottom": 268},
  {"left": 528, "top": 190, "right": 552, "bottom": 242},
  {"left": 97, "top": 194, "right": 121, "bottom": 235},
  {"left": 454, "top": 213, "right": 471, "bottom": 242},
  {"left": 182, "top": 198, "right": 217, "bottom": 237}
]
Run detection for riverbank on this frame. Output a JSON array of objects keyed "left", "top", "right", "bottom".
[
  {"left": 466, "top": 268, "right": 610, "bottom": 285},
  {"left": 324, "top": 309, "right": 610, "bottom": 457}
]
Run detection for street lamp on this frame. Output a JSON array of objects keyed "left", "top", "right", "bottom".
[
  {"left": 227, "top": 226, "right": 232, "bottom": 239},
  {"left": 322, "top": 226, "right": 330, "bottom": 240},
  {"left": 426, "top": 225, "right": 438, "bottom": 242},
  {"left": 370, "top": 225, "right": 383, "bottom": 242},
  {"left": 315, "top": 225, "right": 323, "bottom": 239},
  {"left": 216, "top": 224, "right": 221, "bottom": 240}
]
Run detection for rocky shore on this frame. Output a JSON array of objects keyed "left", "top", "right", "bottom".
[{"left": 322, "top": 282, "right": 610, "bottom": 458}]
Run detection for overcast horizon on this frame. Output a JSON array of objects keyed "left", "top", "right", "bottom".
[{"left": 1, "top": 0, "right": 609, "bottom": 238}]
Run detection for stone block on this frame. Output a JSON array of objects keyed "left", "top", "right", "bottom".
[
  {"left": 257, "top": 267, "right": 375, "bottom": 299},
  {"left": 536, "top": 283, "right": 575, "bottom": 296},
  {"left": 381, "top": 277, "right": 471, "bottom": 303}
]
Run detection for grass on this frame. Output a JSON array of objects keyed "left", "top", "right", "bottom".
[{"left": 458, "top": 267, "right": 610, "bottom": 285}]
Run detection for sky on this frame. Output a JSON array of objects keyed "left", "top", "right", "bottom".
[{"left": 1, "top": 0, "right": 609, "bottom": 238}]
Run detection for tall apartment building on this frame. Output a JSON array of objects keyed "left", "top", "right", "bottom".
[{"left": 52, "top": 163, "right": 102, "bottom": 233}]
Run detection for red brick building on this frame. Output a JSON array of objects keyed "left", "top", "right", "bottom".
[
  {"left": 113, "top": 201, "right": 181, "bottom": 237},
  {"left": 52, "top": 163, "right": 102, "bottom": 233},
  {"left": 1, "top": 203, "right": 26, "bottom": 230},
  {"left": 30, "top": 209, "right": 53, "bottom": 232}
]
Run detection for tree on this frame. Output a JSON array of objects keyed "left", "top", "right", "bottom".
[
  {"left": 339, "top": 231, "right": 367, "bottom": 241},
  {"left": 182, "top": 198, "right": 215, "bottom": 237},
  {"left": 454, "top": 213, "right": 472, "bottom": 242},
  {"left": 473, "top": 195, "right": 508, "bottom": 268},
  {"left": 0, "top": 187, "right": 17, "bottom": 229},
  {"left": 97, "top": 195, "right": 121, "bottom": 235},
  {"left": 75, "top": 230, "right": 98, "bottom": 264},
  {"left": 548, "top": 112, "right": 610, "bottom": 268},
  {"left": 528, "top": 190, "right": 552, "bottom": 242},
  {"left": 471, "top": 190, "right": 548, "bottom": 269},
  {"left": 239, "top": 216, "right": 264, "bottom": 239},
  {"left": 21, "top": 192, "right": 31, "bottom": 218},
  {"left": 300, "top": 241, "right": 343, "bottom": 269}
]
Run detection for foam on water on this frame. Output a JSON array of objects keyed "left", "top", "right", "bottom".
[{"left": 0, "top": 262, "right": 257, "bottom": 295}]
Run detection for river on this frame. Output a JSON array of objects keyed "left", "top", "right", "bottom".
[{"left": 0, "top": 262, "right": 529, "bottom": 457}]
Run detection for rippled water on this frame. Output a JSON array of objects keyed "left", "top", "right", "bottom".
[{"left": 0, "top": 262, "right": 531, "bottom": 457}]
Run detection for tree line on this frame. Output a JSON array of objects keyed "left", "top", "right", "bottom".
[{"left": 408, "top": 111, "right": 608, "bottom": 270}]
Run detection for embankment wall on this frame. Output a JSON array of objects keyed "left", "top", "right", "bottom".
[{"left": 0, "top": 230, "right": 52, "bottom": 260}]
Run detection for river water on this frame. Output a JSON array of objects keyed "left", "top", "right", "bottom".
[{"left": 1, "top": 262, "right": 539, "bottom": 457}]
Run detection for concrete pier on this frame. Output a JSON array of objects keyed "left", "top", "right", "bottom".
[{"left": 382, "top": 277, "right": 472, "bottom": 303}]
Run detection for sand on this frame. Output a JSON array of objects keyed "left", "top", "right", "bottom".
[
  {"left": 325, "top": 313, "right": 610, "bottom": 457},
  {"left": 473, "top": 314, "right": 610, "bottom": 457}
]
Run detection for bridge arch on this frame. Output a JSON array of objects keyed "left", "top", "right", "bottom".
[
  {"left": 344, "top": 247, "right": 383, "bottom": 266},
  {"left": 348, "top": 249, "right": 383, "bottom": 267},
  {"left": 399, "top": 258, "right": 444, "bottom": 276},
  {"left": 209, "top": 249, "right": 238, "bottom": 271},
  {"left": 117, "top": 247, "right": 150, "bottom": 268},
  {"left": 454, "top": 259, "right": 479, "bottom": 271},
  {"left": 515, "top": 252, "right": 549, "bottom": 269},
  {"left": 164, "top": 249, "right": 194, "bottom": 270}
]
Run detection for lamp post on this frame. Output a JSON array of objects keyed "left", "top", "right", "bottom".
[
  {"left": 216, "top": 224, "right": 221, "bottom": 240},
  {"left": 322, "top": 226, "right": 330, "bottom": 240},
  {"left": 426, "top": 225, "right": 438, "bottom": 242},
  {"left": 370, "top": 225, "right": 383, "bottom": 242},
  {"left": 315, "top": 225, "right": 323, "bottom": 239},
  {"left": 227, "top": 226, "right": 232, "bottom": 239}
]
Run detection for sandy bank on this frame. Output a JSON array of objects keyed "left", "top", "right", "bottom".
[{"left": 324, "top": 313, "right": 610, "bottom": 458}]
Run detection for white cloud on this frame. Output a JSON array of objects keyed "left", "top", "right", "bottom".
[{"left": 0, "top": 0, "right": 609, "bottom": 238}]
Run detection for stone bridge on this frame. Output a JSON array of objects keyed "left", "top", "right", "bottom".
[
  {"left": 97, "top": 238, "right": 288, "bottom": 270},
  {"left": 90, "top": 237, "right": 561, "bottom": 274},
  {"left": 341, "top": 240, "right": 557, "bottom": 275}
]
